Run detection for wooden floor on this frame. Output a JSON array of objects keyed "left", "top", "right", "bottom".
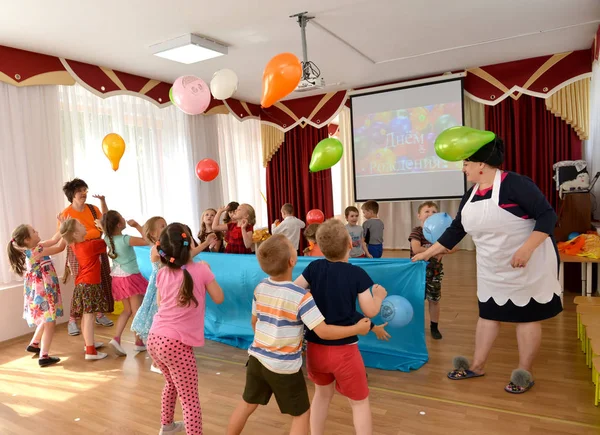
[{"left": 0, "top": 251, "right": 599, "bottom": 434}]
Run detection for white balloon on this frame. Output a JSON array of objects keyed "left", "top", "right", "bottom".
[{"left": 210, "top": 69, "right": 239, "bottom": 100}]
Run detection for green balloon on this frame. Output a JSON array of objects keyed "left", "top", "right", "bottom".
[
  {"left": 169, "top": 87, "right": 177, "bottom": 106},
  {"left": 309, "top": 138, "right": 344, "bottom": 172},
  {"left": 434, "top": 126, "right": 496, "bottom": 162}
]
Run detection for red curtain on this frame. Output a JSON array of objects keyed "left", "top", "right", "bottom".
[
  {"left": 266, "top": 125, "right": 334, "bottom": 252},
  {"left": 485, "top": 95, "right": 582, "bottom": 210}
]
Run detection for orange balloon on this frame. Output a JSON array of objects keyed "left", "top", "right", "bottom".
[
  {"left": 261, "top": 53, "right": 302, "bottom": 108},
  {"left": 102, "top": 133, "right": 126, "bottom": 171}
]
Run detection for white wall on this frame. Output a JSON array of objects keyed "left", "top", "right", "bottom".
[{"left": 0, "top": 280, "right": 74, "bottom": 343}]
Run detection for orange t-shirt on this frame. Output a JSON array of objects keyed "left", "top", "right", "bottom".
[
  {"left": 72, "top": 239, "right": 106, "bottom": 285},
  {"left": 60, "top": 205, "right": 102, "bottom": 240}
]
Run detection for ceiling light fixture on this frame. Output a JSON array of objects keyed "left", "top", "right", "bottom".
[{"left": 150, "top": 34, "right": 227, "bottom": 64}]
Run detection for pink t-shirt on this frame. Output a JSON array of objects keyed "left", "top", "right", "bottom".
[{"left": 150, "top": 262, "right": 215, "bottom": 347}]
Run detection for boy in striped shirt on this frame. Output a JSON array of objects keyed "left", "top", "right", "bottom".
[{"left": 226, "top": 234, "right": 371, "bottom": 435}]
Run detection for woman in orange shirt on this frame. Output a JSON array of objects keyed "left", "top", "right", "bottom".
[{"left": 60, "top": 178, "right": 113, "bottom": 336}]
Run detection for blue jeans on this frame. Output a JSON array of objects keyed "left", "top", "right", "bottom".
[{"left": 367, "top": 244, "right": 383, "bottom": 258}]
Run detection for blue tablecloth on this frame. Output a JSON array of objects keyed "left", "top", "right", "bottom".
[{"left": 134, "top": 247, "right": 428, "bottom": 372}]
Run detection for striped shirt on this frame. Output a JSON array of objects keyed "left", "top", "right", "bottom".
[{"left": 248, "top": 278, "right": 325, "bottom": 374}]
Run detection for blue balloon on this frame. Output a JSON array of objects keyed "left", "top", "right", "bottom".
[
  {"left": 423, "top": 212, "right": 453, "bottom": 244},
  {"left": 568, "top": 232, "right": 581, "bottom": 241},
  {"left": 380, "top": 295, "right": 414, "bottom": 328}
]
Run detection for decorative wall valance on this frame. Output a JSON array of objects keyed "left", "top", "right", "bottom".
[
  {"left": 260, "top": 91, "right": 348, "bottom": 132},
  {"left": 465, "top": 49, "right": 592, "bottom": 105},
  {"left": 545, "top": 78, "right": 590, "bottom": 140}
]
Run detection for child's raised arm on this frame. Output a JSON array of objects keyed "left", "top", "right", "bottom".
[
  {"left": 126, "top": 220, "right": 150, "bottom": 247},
  {"left": 240, "top": 220, "right": 253, "bottom": 249},
  {"left": 212, "top": 206, "right": 228, "bottom": 232},
  {"left": 357, "top": 284, "right": 387, "bottom": 318},
  {"left": 192, "top": 233, "right": 217, "bottom": 256}
]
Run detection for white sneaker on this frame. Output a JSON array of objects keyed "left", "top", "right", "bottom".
[
  {"left": 134, "top": 344, "right": 147, "bottom": 352},
  {"left": 68, "top": 321, "right": 80, "bottom": 336},
  {"left": 159, "top": 421, "right": 185, "bottom": 434},
  {"left": 95, "top": 314, "right": 114, "bottom": 327},
  {"left": 85, "top": 351, "right": 108, "bottom": 360},
  {"left": 109, "top": 339, "right": 127, "bottom": 356},
  {"left": 150, "top": 364, "right": 162, "bottom": 374},
  {"left": 82, "top": 342, "right": 104, "bottom": 351}
]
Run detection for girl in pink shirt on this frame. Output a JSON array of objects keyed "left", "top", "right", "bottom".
[{"left": 147, "top": 223, "right": 224, "bottom": 435}]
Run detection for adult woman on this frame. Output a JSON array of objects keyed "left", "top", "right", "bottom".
[
  {"left": 60, "top": 178, "right": 114, "bottom": 335},
  {"left": 413, "top": 137, "right": 562, "bottom": 394}
]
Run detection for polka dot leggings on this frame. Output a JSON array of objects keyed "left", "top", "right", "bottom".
[{"left": 147, "top": 333, "right": 202, "bottom": 434}]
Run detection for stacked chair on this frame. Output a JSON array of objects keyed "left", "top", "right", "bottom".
[{"left": 575, "top": 296, "right": 600, "bottom": 405}]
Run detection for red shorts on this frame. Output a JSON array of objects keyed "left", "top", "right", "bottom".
[{"left": 306, "top": 342, "right": 369, "bottom": 401}]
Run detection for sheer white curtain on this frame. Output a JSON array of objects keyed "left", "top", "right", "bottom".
[
  {"left": 337, "top": 98, "right": 483, "bottom": 250},
  {"left": 59, "top": 84, "right": 212, "bottom": 235},
  {"left": 585, "top": 59, "right": 600, "bottom": 219},
  {"left": 215, "top": 114, "right": 267, "bottom": 228},
  {"left": 0, "top": 82, "right": 66, "bottom": 284}
]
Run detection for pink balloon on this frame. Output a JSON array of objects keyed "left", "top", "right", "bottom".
[{"left": 172, "top": 76, "right": 211, "bottom": 115}]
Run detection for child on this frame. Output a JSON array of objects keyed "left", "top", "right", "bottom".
[
  {"left": 101, "top": 210, "right": 150, "bottom": 356},
  {"left": 197, "top": 208, "right": 223, "bottom": 253},
  {"left": 361, "top": 200, "right": 384, "bottom": 258},
  {"left": 302, "top": 224, "right": 323, "bottom": 257},
  {"left": 60, "top": 219, "right": 110, "bottom": 360},
  {"left": 226, "top": 234, "right": 371, "bottom": 435},
  {"left": 214, "top": 203, "right": 255, "bottom": 254},
  {"left": 222, "top": 201, "right": 239, "bottom": 249},
  {"left": 345, "top": 206, "right": 370, "bottom": 258},
  {"left": 7, "top": 224, "right": 66, "bottom": 367},
  {"left": 148, "top": 223, "right": 224, "bottom": 435},
  {"left": 409, "top": 201, "right": 447, "bottom": 340},
  {"left": 294, "top": 219, "right": 388, "bottom": 435},
  {"left": 131, "top": 216, "right": 167, "bottom": 368},
  {"left": 271, "top": 203, "right": 306, "bottom": 251}
]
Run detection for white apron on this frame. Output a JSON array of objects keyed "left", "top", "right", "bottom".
[{"left": 461, "top": 170, "right": 561, "bottom": 307}]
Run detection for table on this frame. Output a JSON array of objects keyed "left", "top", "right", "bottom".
[{"left": 559, "top": 253, "right": 600, "bottom": 296}]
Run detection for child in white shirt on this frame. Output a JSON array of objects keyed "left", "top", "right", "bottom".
[{"left": 271, "top": 203, "right": 306, "bottom": 250}]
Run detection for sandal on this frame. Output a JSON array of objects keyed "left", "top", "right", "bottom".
[
  {"left": 447, "top": 369, "right": 484, "bottom": 380},
  {"left": 505, "top": 380, "right": 534, "bottom": 394}
]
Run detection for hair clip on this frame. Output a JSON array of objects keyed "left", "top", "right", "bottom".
[
  {"left": 10, "top": 238, "right": 15, "bottom": 243},
  {"left": 155, "top": 241, "right": 160, "bottom": 246},
  {"left": 181, "top": 265, "right": 187, "bottom": 270},
  {"left": 183, "top": 241, "right": 189, "bottom": 246},
  {"left": 158, "top": 249, "right": 166, "bottom": 258},
  {"left": 181, "top": 233, "right": 187, "bottom": 239},
  {"left": 169, "top": 257, "right": 175, "bottom": 263}
]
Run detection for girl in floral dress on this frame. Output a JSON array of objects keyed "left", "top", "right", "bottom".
[
  {"left": 131, "top": 216, "right": 166, "bottom": 373},
  {"left": 7, "top": 224, "right": 66, "bottom": 367}
]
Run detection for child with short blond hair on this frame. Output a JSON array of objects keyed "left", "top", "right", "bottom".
[
  {"left": 295, "top": 219, "right": 388, "bottom": 435},
  {"left": 271, "top": 203, "right": 306, "bottom": 250},
  {"left": 227, "top": 234, "right": 370, "bottom": 435}
]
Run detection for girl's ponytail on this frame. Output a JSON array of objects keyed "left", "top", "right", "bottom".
[{"left": 6, "top": 225, "right": 31, "bottom": 276}]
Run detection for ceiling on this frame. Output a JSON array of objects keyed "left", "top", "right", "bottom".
[{"left": 1, "top": 0, "right": 598, "bottom": 103}]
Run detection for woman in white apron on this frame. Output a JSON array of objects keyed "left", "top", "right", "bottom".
[{"left": 413, "top": 137, "right": 562, "bottom": 394}]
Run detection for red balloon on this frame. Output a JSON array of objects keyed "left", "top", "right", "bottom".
[
  {"left": 195, "top": 159, "right": 219, "bottom": 182},
  {"left": 306, "top": 209, "right": 325, "bottom": 225}
]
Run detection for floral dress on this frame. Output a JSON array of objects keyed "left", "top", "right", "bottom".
[
  {"left": 23, "top": 246, "right": 63, "bottom": 327},
  {"left": 131, "top": 261, "right": 160, "bottom": 340}
]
